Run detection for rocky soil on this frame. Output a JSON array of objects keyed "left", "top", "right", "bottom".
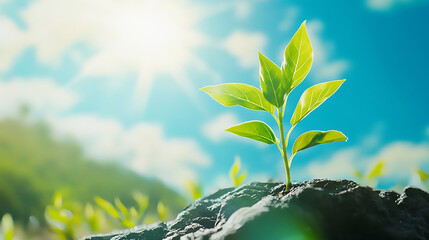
[{"left": 83, "top": 179, "right": 429, "bottom": 240}]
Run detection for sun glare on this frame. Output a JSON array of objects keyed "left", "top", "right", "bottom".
[
  {"left": 78, "top": 0, "right": 206, "bottom": 105},
  {"left": 111, "top": 3, "right": 182, "bottom": 59}
]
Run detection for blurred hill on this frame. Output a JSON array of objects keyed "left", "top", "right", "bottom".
[{"left": 0, "top": 118, "right": 187, "bottom": 223}]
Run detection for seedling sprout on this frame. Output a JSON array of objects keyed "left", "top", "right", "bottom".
[{"left": 201, "top": 21, "right": 347, "bottom": 191}]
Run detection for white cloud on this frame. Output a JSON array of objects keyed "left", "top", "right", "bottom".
[
  {"left": 366, "top": 0, "right": 424, "bottom": 11},
  {"left": 234, "top": 2, "right": 252, "bottom": 19},
  {"left": 0, "top": 78, "right": 210, "bottom": 189},
  {"left": 251, "top": 172, "right": 272, "bottom": 183},
  {"left": 208, "top": 174, "right": 231, "bottom": 194},
  {"left": 306, "top": 20, "right": 349, "bottom": 81},
  {"left": 0, "top": 17, "right": 27, "bottom": 72},
  {"left": 298, "top": 148, "right": 360, "bottom": 180},
  {"left": 0, "top": 0, "right": 210, "bottom": 108},
  {"left": 373, "top": 141, "right": 429, "bottom": 179},
  {"left": 296, "top": 140, "right": 429, "bottom": 186},
  {"left": 0, "top": 78, "right": 78, "bottom": 118},
  {"left": 367, "top": 0, "right": 397, "bottom": 10},
  {"left": 202, "top": 112, "right": 241, "bottom": 142},
  {"left": 48, "top": 115, "right": 125, "bottom": 159},
  {"left": 361, "top": 123, "right": 384, "bottom": 149},
  {"left": 48, "top": 114, "right": 211, "bottom": 189},
  {"left": 223, "top": 31, "right": 267, "bottom": 68}
]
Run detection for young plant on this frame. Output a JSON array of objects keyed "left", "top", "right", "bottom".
[
  {"left": 157, "top": 202, "right": 167, "bottom": 222},
  {"left": 95, "top": 193, "right": 149, "bottom": 228},
  {"left": 230, "top": 156, "right": 247, "bottom": 187},
  {"left": 354, "top": 159, "right": 385, "bottom": 187},
  {"left": 45, "top": 192, "right": 80, "bottom": 240},
  {"left": 1, "top": 213, "right": 14, "bottom": 240},
  {"left": 415, "top": 168, "right": 429, "bottom": 191},
  {"left": 201, "top": 21, "right": 347, "bottom": 191},
  {"left": 186, "top": 180, "right": 203, "bottom": 201}
]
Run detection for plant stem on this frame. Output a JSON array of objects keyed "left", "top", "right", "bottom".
[
  {"left": 277, "top": 107, "right": 291, "bottom": 191},
  {"left": 285, "top": 125, "right": 295, "bottom": 150},
  {"left": 275, "top": 143, "right": 283, "bottom": 156},
  {"left": 288, "top": 153, "right": 295, "bottom": 166}
]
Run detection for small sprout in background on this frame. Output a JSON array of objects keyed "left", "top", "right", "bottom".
[
  {"left": 95, "top": 197, "right": 130, "bottom": 228},
  {"left": 132, "top": 192, "right": 149, "bottom": 223},
  {"left": 230, "top": 156, "right": 247, "bottom": 187},
  {"left": 27, "top": 215, "right": 41, "bottom": 234},
  {"left": 368, "top": 161, "right": 384, "bottom": 180},
  {"left": 414, "top": 168, "right": 429, "bottom": 191},
  {"left": 157, "top": 202, "right": 167, "bottom": 222},
  {"left": 84, "top": 203, "right": 105, "bottom": 233},
  {"left": 415, "top": 169, "right": 429, "bottom": 182},
  {"left": 114, "top": 198, "right": 133, "bottom": 228},
  {"left": 186, "top": 180, "right": 202, "bottom": 201},
  {"left": 1, "top": 213, "right": 14, "bottom": 240},
  {"left": 95, "top": 197, "right": 121, "bottom": 221},
  {"left": 354, "top": 159, "right": 385, "bottom": 187},
  {"left": 95, "top": 193, "right": 149, "bottom": 229},
  {"left": 201, "top": 21, "right": 347, "bottom": 191},
  {"left": 45, "top": 192, "right": 80, "bottom": 240}
]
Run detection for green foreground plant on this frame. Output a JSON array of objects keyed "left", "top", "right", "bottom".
[{"left": 201, "top": 21, "right": 347, "bottom": 191}]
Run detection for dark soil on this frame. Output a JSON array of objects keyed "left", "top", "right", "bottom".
[{"left": 83, "top": 179, "right": 429, "bottom": 240}]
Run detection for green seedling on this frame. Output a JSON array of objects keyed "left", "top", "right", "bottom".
[
  {"left": 84, "top": 203, "right": 105, "bottom": 233},
  {"left": 45, "top": 192, "right": 80, "bottom": 240},
  {"left": 95, "top": 193, "right": 149, "bottom": 228},
  {"left": 186, "top": 180, "right": 203, "bottom": 201},
  {"left": 1, "top": 213, "right": 14, "bottom": 240},
  {"left": 201, "top": 21, "right": 347, "bottom": 190},
  {"left": 157, "top": 202, "right": 167, "bottom": 222},
  {"left": 414, "top": 168, "right": 429, "bottom": 191},
  {"left": 354, "top": 159, "right": 385, "bottom": 187},
  {"left": 230, "top": 156, "right": 247, "bottom": 186}
]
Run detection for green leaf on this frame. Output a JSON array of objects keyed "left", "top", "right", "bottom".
[
  {"left": 44, "top": 207, "right": 67, "bottom": 231},
  {"left": 230, "top": 156, "right": 247, "bottom": 186},
  {"left": 53, "top": 192, "right": 63, "bottom": 208},
  {"left": 291, "top": 80, "right": 345, "bottom": 125},
  {"left": 354, "top": 170, "right": 363, "bottom": 179},
  {"left": 236, "top": 172, "right": 247, "bottom": 186},
  {"left": 415, "top": 169, "right": 429, "bottom": 182},
  {"left": 368, "top": 160, "right": 384, "bottom": 179},
  {"left": 129, "top": 207, "right": 138, "bottom": 220},
  {"left": 85, "top": 204, "right": 100, "bottom": 232},
  {"left": 226, "top": 121, "right": 277, "bottom": 145},
  {"left": 157, "top": 202, "right": 167, "bottom": 222},
  {"left": 95, "top": 197, "right": 120, "bottom": 220},
  {"left": 1, "top": 213, "right": 14, "bottom": 240},
  {"left": 133, "top": 192, "right": 149, "bottom": 218},
  {"left": 292, "top": 130, "right": 347, "bottom": 155},
  {"left": 186, "top": 180, "right": 202, "bottom": 201},
  {"left": 229, "top": 156, "right": 241, "bottom": 178},
  {"left": 200, "top": 83, "right": 275, "bottom": 113},
  {"left": 114, "top": 197, "right": 129, "bottom": 219},
  {"left": 258, "top": 52, "right": 285, "bottom": 107},
  {"left": 282, "top": 21, "right": 313, "bottom": 94}
]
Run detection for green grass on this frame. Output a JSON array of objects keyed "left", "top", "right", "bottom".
[{"left": 0, "top": 118, "right": 187, "bottom": 224}]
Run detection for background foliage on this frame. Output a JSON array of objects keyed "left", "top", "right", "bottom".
[{"left": 0, "top": 117, "right": 186, "bottom": 227}]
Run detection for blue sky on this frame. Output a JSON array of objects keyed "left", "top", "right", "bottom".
[{"left": 0, "top": 0, "right": 428, "bottom": 194}]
